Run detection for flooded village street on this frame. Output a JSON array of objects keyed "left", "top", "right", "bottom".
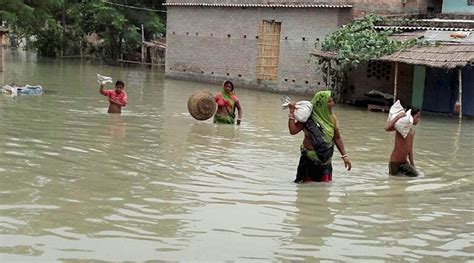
[{"left": 0, "top": 51, "right": 473, "bottom": 261}]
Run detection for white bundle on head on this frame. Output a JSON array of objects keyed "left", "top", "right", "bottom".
[
  {"left": 394, "top": 109, "right": 413, "bottom": 138},
  {"left": 294, "top": 101, "right": 313, "bottom": 122},
  {"left": 97, "top": 74, "right": 113, "bottom": 85},
  {"left": 387, "top": 100, "right": 404, "bottom": 122},
  {"left": 282, "top": 100, "right": 313, "bottom": 122},
  {"left": 387, "top": 100, "right": 413, "bottom": 138}
]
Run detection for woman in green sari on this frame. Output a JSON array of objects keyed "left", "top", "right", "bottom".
[
  {"left": 288, "top": 90, "right": 351, "bottom": 183},
  {"left": 214, "top": 80, "right": 243, "bottom": 125}
]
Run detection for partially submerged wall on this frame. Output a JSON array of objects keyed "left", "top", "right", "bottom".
[{"left": 165, "top": 6, "right": 351, "bottom": 95}]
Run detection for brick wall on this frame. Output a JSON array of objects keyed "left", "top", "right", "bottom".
[
  {"left": 165, "top": 0, "right": 430, "bottom": 17},
  {"left": 346, "top": 62, "right": 414, "bottom": 106},
  {"left": 165, "top": 7, "right": 351, "bottom": 94},
  {"left": 352, "top": 0, "right": 429, "bottom": 17}
]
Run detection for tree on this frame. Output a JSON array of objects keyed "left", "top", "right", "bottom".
[
  {"left": 0, "top": 0, "right": 166, "bottom": 59},
  {"left": 0, "top": 0, "right": 64, "bottom": 50}
]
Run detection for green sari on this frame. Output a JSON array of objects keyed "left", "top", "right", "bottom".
[
  {"left": 303, "top": 90, "right": 336, "bottom": 164},
  {"left": 214, "top": 87, "right": 237, "bottom": 124}
]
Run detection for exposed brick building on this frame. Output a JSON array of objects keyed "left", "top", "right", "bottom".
[
  {"left": 164, "top": 0, "right": 437, "bottom": 94},
  {"left": 352, "top": 0, "right": 435, "bottom": 17},
  {"left": 0, "top": 27, "right": 7, "bottom": 72}
]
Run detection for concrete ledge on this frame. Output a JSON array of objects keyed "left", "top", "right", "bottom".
[{"left": 165, "top": 70, "right": 321, "bottom": 96}]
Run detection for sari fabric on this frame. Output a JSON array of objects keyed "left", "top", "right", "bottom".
[
  {"left": 310, "top": 90, "right": 335, "bottom": 143},
  {"left": 304, "top": 91, "right": 337, "bottom": 164},
  {"left": 214, "top": 88, "right": 238, "bottom": 124},
  {"left": 295, "top": 90, "right": 338, "bottom": 183}
]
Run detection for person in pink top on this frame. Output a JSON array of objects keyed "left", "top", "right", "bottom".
[{"left": 100, "top": 80, "right": 128, "bottom": 113}]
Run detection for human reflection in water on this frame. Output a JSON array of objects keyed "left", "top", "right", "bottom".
[
  {"left": 281, "top": 184, "right": 335, "bottom": 261},
  {"left": 106, "top": 114, "right": 127, "bottom": 141}
]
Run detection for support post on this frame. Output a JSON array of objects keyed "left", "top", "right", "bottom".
[
  {"left": 0, "top": 33, "right": 3, "bottom": 72},
  {"left": 458, "top": 68, "right": 463, "bottom": 119},
  {"left": 141, "top": 24, "right": 145, "bottom": 65},
  {"left": 326, "top": 60, "right": 330, "bottom": 87},
  {"left": 393, "top": 62, "right": 399, "bottom": 104},
  {"left": 80, "top": 39, "right": 82, "bottom": 60}
]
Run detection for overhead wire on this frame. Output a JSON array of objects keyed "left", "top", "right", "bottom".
[{"left": 104, "top": 1, "right": 167, "bottom": 13}]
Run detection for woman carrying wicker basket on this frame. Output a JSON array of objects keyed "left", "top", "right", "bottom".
[{"left": 214, "top": 80, "right": 243, "bottom": 125}]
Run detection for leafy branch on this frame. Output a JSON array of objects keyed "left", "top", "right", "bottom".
[{"left": 315, "top": 14, "right": 421, "bottom": 98}]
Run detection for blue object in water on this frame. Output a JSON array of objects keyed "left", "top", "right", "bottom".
[
  {"left": 2, "top": 85, "right": 43, "bottom": 96},
  {"left": 17, "top": 85, "right": 43, "bottom": 95}
]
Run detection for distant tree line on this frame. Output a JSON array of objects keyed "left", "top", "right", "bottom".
[{"left": 0, "top": 0, "right": 166, "bottom": 60}]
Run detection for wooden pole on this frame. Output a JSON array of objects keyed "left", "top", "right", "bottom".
[
  {"left": 61, "top": 1, "right": 66, "bottom": 57},
  {"left": 141, "top": 24, "right": 145, "bottom": 65},
  {"left": 80, "top": 39, "right": 82, "bottom": 60},
  {"left": 0, "top": 34, "right": 3, "bottom": 72},
  {"left": 327, "top": 60, "right": 330, "bottom": 87},
  {"left": 458, "top": 68, "right": 463, "bottom": 119},
  {"left": 393, "top": 62, "right": 399, "bottom": 103}
]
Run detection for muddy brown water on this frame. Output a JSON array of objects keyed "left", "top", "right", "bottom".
[{"left": 1, "top": 51, "right": 473, "bottom": 261}]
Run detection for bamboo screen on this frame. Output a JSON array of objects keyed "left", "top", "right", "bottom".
[{"left": 256, "top": 20, "right": 281, "bottom": 81}]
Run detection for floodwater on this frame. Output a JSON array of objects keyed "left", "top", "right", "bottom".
[{"left": 1, "top": 51, "right": 473, "bottom": 262}]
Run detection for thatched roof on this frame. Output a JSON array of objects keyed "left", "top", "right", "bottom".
[
  {"left": 311, "top": 44, "right": 474, "bottom": 69},
  {"left": 311, "top": 31, "right": 474, "bottom": 69},
  {"left": 378, "top": 44, "right": 474, "bottom": 68}
]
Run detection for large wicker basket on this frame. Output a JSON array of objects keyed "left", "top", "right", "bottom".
[{"left": 187, "top": 90, "right": 216, "bottom": 121}]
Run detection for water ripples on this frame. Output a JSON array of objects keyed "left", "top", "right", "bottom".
[{"left": 1, "top": 55, "right": 473, "bottom": 261}]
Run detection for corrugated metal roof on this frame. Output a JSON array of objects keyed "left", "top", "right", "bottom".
[
  {"left": 424, "top": 30, "right": 474, "bottom": 44},
  {"left": 164, "top": 3, "right": 352, "bottom": 8},
  {"left": 374, "top": 25, "right": 474, "bottom": 32},
  {"left": 387, "top": 31, "right": 425, "bottom": 42}
]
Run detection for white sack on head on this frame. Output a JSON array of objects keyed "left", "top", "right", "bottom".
[
  {"left": 97, "top": 74, "right": 113, "bottom": 85},
  {"left": 294, "top": 101, "right": 313, "bottom": 122},
  {"left": 394, "top": 109, "right": 414, "bottom": 139},
  {"left": 387, "top": 100, "right": 404, "bottom": 122}
]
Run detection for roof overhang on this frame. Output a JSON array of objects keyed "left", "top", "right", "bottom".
[
  {"left": 163, "top": 3, "right": 352, "bottom": 8},
  {"left": 374, "top": 26, "right": 474, "bottom": 32},
  {"left": 311, "top": 44, "right": 474, "bottom": 69}
]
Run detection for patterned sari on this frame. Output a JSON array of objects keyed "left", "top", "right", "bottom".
[
  {"left": 295, "top": 91, "right": 337, "bottom": 183},
  {"left": 213, "top": 87, "right": 238, "bottom": 124}
]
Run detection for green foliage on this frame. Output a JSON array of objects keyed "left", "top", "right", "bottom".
[
  {"left": 0, "top": 0, "right": 64, "bottom": 42},
  {"left": 316, "top": 14, "right": 420, "bottom": 98},
  {"left": 319, "top": 14, "right": 417, "bottom": 68},
  {"left": 0, "top": 0, "right": 165, "bottom": 59}
]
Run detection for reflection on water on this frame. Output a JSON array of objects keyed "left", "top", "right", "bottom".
[{"left": 1, "top": 51, "right": 473, "bottom": 261}]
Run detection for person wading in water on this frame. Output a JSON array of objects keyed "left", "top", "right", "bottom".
[
  {"left": 213, "top": 80, "right": 242, "bottom": 125},
  {"left": 99, "top": 80, "right": 128, "bottom": 114},
  {"left": 385, "top": 108, "right": 421, "bottom": 177},
  {"left": 287, "top": 90, "right": 351, "bottom": 183}
]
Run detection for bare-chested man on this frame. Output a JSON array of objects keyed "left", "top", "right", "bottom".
[
  {"left": 99, "top": 80, "right": 128, "bottom": 114},
  {"left": 385, "top": 109, "right": 421, "bottom": 177}
]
